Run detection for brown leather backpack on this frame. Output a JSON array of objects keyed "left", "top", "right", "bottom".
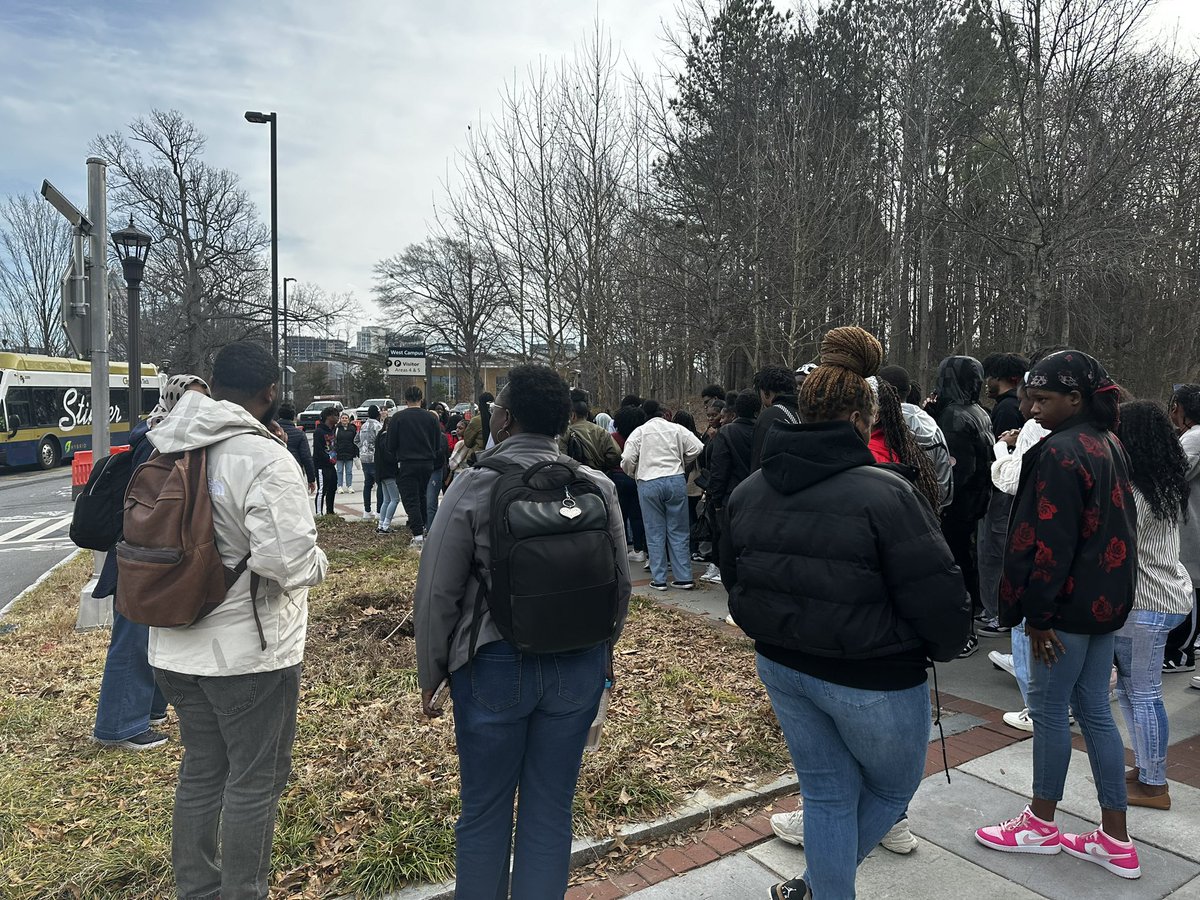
[{"left": 114, "top": 448, "right": 265, "bottom": 649}]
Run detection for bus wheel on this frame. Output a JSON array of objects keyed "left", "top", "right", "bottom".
[{"left": 37, "top": 437, "right": 61, "bottom": 470}]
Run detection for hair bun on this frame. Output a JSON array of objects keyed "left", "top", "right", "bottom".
[{"left": 818, "top": 326, "right": 883, "bottom": 378}]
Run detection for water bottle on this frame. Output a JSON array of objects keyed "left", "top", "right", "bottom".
[{"left": 584, "top": 679, "right": 613, "bottom": 752}]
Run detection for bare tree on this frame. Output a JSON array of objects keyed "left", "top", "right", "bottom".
[{"left": 0, "top": 193, "right": 72, "bottom": 355}]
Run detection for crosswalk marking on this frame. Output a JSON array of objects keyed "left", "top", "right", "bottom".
[{"left": 0, "top": 515, "right": 72, "bottom": 545}]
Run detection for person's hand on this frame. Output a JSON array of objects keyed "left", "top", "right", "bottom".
[
  {"left": 308, "top": 481, "right": 316, "bottom": 495},
  {"left": 1027, "top": 625, "right": 1065, "bottom": 666},
  {"left": 267, "top": 420, "right": 287, "bottom": 442},
  {"left": 421, "top": 689, "right": 442, "bottom": 718},
  {"left": 1000, "top": 429, "right": 1020, "bottom": 449}
]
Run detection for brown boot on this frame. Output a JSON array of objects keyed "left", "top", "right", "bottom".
[{"left": 1128, "top": 781, "right": 1171, "bottom": 810}]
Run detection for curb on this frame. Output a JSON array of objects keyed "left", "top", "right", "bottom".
[
  {"left": 374, "top": 775, "right": 799, "bottom": 900},
  {"left": 0, "top": 548, "right": 81, "bottom": 620}
]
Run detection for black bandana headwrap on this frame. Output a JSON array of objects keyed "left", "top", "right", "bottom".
[{"left": 1026, "top": 350, "right": 1117, "bottom": 398}]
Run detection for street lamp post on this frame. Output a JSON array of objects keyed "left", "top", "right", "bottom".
[
  {"left": 283, "top": 276, "right": 296, "bottom": 400},
  {"left": 244, "top": 110, "right": 279, "bottom": 369},
  {"left": 111, "top": 216, "right": 153, "bottom": 423}
]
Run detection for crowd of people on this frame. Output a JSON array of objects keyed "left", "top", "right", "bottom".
[{"left": 80, "top": 326, "right": 1200, "bottom": 899}]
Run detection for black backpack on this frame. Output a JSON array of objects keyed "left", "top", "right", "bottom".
[
  {"left": 469, "top": 457, "right": 620, "bottom": 656},
  {"left": 564, "top": 429, "right": 593, "bottom": 467},
  {"left": 70, "top": 450, "right": 137, "bottom": 551}
]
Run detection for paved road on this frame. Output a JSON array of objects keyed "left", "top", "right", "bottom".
[{"left": 0, "top": 465, "right": 76, "bottom": 612}]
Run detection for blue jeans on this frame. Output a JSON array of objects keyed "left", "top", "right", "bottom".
[
  {"left": 360, "top": 462, "right": 380, "bottom": 514},
  {"left": 757, "top": 654, "right": 930, "bottom": 899},
  {"left": 153, "top": 664, "right": 301, "bottom": 900},
  {"left": 426, "top": 469, "right": 442, "bottom": 527},
  {"left": 94, "top": 609, "right": 168, "bottom": 741},
  {"left": 1011, "top": 621, "right": 1031, "bottom": 707},
  {"left": 1115, "top": 610, "right": 1186, "bottom": 786},
  {"left": 451, "top": 640, "right": 606, "bottom": 900},
  {"left": 1028, "top": 630, "right": 1126, "bottom": 810},
  {"left": 336, "top": 459, "right": 354, "bottom": 488},
  {"left": 637, "top": 474, "right": 690, "bottom": 583},
  {"left": 378, "top": 478, "right": 400, "bottom": 529}
]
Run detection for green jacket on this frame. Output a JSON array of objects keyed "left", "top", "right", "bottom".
[{"left": 559, "top": 420, "right": 622, "bottom": 471}]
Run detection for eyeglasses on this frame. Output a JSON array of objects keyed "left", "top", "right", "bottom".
[{"left": 490, "top": 402, "right": 507, "bottom": 413}]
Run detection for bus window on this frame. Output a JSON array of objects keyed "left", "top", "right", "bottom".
[
  {"left": 110, "top": 389, "right": 128, "bottom": 421},
  {"left": 5, "top": 388, "right": 32, "bottom": 432},
  {"left": 30, "top": 387, "right": 67, "bottom": 428},
  {"left": 143, "top": 388, "right": 158, "bottom": 412}
]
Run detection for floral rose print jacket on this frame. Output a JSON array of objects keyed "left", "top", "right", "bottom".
[{"left": 998, "top": 419, "right": 1137, "bottom": 635}]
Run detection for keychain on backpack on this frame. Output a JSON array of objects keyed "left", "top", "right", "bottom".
[{"left": 560, "top": 486, "right": 582, "bottom": 520}]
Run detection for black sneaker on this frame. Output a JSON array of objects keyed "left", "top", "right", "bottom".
[
  {"left": 1163, "top": 657, "right": 1196, "bottom": 674},
  {"left": 671, "top": 580, "right": 695, "bottom": 590},
  {"left": 957, "top": 633, "right": 980, "bottom": 659},
  {"left": 149, "top": 714, "right": 169, "bottom": 727},
  {"left": 770, "top": 878, "right": 810, "bottom": 900},
  {"left": 649, "top": 581, "right": 669, "bottom": 592},
  {"left": 978, "top": 618, "right": 1011, "bottom": 637},
  {"left": 94, "top": 729, "right": 168, "bottom": 751}
]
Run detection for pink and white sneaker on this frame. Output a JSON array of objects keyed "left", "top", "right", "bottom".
[
  {"left": 1060, "top": 828, "right": 1141, "bottom": 879},
  {"left": 975, "top": 807, "right": 1062, "bottom": 854}
]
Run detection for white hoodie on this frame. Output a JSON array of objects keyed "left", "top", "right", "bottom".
[{"left": 146, "top": 390, "right": 328, "bottom": 676}]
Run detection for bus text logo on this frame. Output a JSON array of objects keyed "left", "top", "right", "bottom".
[{"left": 59, "top": 389, "right": 122, "bottom": 431}]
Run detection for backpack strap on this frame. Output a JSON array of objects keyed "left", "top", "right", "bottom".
[{"left": 222, "top": 552, "right": 267, "bottom": 651}]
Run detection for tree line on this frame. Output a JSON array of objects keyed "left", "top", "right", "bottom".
[{"left": 375, "top": 0, "right": 1200, "bottom": 406}]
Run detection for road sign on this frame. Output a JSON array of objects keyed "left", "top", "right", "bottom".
[
  {"left": 387, "top": 345, "right": 426, "bottom": 377},
  {"left": 60, "top": 255, "right": 89, "bottom": 358}
]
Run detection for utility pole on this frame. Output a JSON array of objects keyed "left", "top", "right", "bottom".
[{"left": 87, "top": 158, "right": 110, "bottom": 461}]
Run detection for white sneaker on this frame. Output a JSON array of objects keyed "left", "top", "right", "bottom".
[
  {"left": 627, "top": 550, "right": 647, "bottom": 562},
  {"left": 989, "top": 651, "right": 1016, "bottom": 678},
  {"left": 644, "top": 561, "right": 651, "bottom": 571},
  {"left": 881, "top": 818, "right": 919, "bottom": 854},
  {"left": 700, "top": 563, "right": 721, "bottom": 583},
  {"left": 1191, "top": 675, "right": 1200, "bottom": 691},
  {"left": 411, "top": 534, "right": 425, "bottom": 548},
  {"left": 360, "top": 513, "right": 373, "bottom": 522},
  {"left": 771, "top": 809, "right": 805, "bottom": 845},
  {"left": 725, "top": 614, "right": 737, "bottom": 626},
  {"left": 1003, "top": 708, "right": 1035, "bottom": 733}
]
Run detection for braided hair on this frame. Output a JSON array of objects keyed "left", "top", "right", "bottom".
[
  {"left": 798, "top": 326, "right": 883, "bottom": 422},
  {"left": 1117, "top": 400, "right": 1191, "bottom": 522},
  {"left": 874, "top": 378, "right": 942, "bottom": 510}
]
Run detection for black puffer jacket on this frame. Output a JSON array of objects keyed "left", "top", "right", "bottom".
[
  {"left": 721, "top": 421, "right": 971, "bottom": 689},
  {"left": 933, "top": 357, "right": 994, "bottom": 522}
]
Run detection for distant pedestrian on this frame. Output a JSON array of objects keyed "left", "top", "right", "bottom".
[
  {"left": 312, "top": 408, "right": 338, "bottom": 516},
  {"left": 356, "top": 405, "right": 384, "bottom": 521},
  {"left": 334, "top": 412, "right": 358, "bottom": 492},
  {"left": 976, "top": 350, "right": 1141, "bottom": 880},
  {"left": 878, "top": 365, "right": 953, "bottom": 509},
  {"left": 722, "top": 326, "right": 970, "bottom": 900},
  {"left": 460, "top": 391, "right": 493, "bottom": 464},
  {"left": 622, "top": 400, "right": 703, "bottom": 590},
  {"left": 415, "top": 364, "right": 631, "bottom": 899},
  {"left": 92, "top": 374, "right": 209, "bottom": 752},
  {"left": 750, "top": 366, "right": 800, "bottom": 471},
  {"left": 385, "top": 385, "right": 443, "bottom": 547},
  {"left": 611, "top": 405, "right": 648, "bottom": 562},
  {"left": 148, "top": 342, "right": 328, "bottom": 900},
  {"left": 1166, "top": 383, "right": 1200, "bottom": 675},
  {"left": 275, "top": 403, "right": 316, "bottom": 492}
]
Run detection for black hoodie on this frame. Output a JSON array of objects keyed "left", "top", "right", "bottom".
[
  {"left": 933, "top": 356, "right": 994, "bottom": 522},
  {"left": 720, "top": 421, "right": 971, "bottom": 690}
]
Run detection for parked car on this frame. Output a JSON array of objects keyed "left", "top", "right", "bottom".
[
  {"left": 451, "top": 401, "right": 478, "bottom": 419},
  {"left": 297, "top": 400, "right": 343, "bottom": 431},
  {"left": 355, "top": 397, "right": 396, "bottom": 420}
]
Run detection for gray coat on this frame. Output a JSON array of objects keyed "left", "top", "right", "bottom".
[
  {"left": 1179, "top": 425, "right": 1200, "bottom": 582},
  {"left": 413, "top": 432, "right": 632, "bottom": 691}
]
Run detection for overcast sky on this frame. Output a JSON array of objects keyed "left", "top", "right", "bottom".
[{"left": 1, "top": 0, "right": 1197, "bottom": 336}]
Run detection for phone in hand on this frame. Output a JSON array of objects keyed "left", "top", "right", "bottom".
[{"left": 431, "top": 678, "right": 450, "bottom": 713}]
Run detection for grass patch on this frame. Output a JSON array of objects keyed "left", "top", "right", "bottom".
[{"left": 0, "top": 523, "right": 788, "bottom": 898}]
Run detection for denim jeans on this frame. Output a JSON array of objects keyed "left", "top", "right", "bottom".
[
  {"left": 609, "top": 471, "right": 645, "bottom": 551},
  {"left": 1011, "top": 621, "right": 1031, "bottom": 707},
  {"left": 335, "top": 459, "right": 354, "bottom": 488},
  {"left": 451, "top": 640, "right": 606, "bottom": 900},
  {"left": 153, "top": 664, "right": 301, "bottom": 900},
  {"left": 976, "top": 492, "right": 1012, "bottom": 619},
  {"left": 637, "top": 474, "right": 690, "bottom": 583},
  {"left": 360, "top": 462, "right": 379, "bottom": 514},
  {"left": 757, "top": 654, "right": 930, "bottom": 899},
  {"left": 1115, "top": 610, "right": 1186, "bottom": 786},
  {"left": 378, "top": 478, "right": 400, "bottom": 529},
  {"left": 1027, "top": 630, "right": 1126, "bottom": 810},
  {"left": 94, "top": 609, "right": 168, "bottom": 741},
  {"left": 425, "top": 469, "right": 442, "bottom": 527}
]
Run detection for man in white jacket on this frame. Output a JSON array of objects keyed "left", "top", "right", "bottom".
[{"left": 148, "top": 342, "right": 328, "bottom": 900}]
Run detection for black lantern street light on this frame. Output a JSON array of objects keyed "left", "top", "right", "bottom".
[
  {"left": 111, "top": 216, "right": 153, "bottom": 423},
  {"left": 283, "top": 276, "right": 297, "bottom": 400},
  {"left": 244, "top": 110, "right": 279, "bottom": 370}
]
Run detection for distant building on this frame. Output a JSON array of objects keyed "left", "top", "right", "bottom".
[
  {"left": 356, "top": 326, "right": 389, "bottom": 356},
  {"left": 287, "top": 336, "right": 348, "bottom": 364}
]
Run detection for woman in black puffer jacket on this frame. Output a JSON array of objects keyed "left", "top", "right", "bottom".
[
  {"left": 334, "top": 412, "right": 359, "bottom": 493},
  {"left": 721, "top": 326, "right": 971, "bottom": 900}
]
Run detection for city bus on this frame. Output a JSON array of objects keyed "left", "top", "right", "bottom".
[{"left": 0, "top": 353, "right": 160, "bottom": 469}]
